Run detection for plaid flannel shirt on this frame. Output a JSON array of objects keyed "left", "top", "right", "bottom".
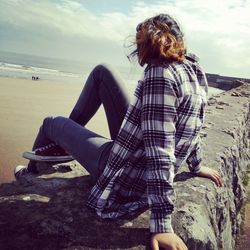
[{"left": 86, "top": 53, "right": 208, "bottom": 233}]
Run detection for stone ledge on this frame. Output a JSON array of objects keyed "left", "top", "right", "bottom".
[{"left": 0, "top": 84, "right": 249, "bottom": 250}]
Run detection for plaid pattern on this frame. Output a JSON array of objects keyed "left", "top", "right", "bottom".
[{"left": 86, "top": 53, "right": 208, "bottom": 233}]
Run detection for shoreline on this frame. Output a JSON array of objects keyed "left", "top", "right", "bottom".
[{"left": 0, "top": 72, "right": 83, "bottom": 85}]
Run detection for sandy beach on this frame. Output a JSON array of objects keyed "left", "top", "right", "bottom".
[{"left": 0, "top": 77, "right": 110, "bottom": 183}]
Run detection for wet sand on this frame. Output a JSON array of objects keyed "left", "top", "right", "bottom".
[{"left": 0, "top": 77, "right": 110, "bottom": 183}]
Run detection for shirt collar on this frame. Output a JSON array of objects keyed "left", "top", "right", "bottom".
[{"left": 185, "top": 53, "right": 199, "bottom": 62}]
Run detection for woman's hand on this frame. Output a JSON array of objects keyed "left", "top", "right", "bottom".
[
  {"left": 194, "top": 166, "right": 223, "bottom": 187},
  {"left": 151, "top": 232, "right": 188, "bottom": 250}
]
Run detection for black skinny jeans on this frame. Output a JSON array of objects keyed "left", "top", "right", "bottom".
[{"left": 29, "top": 64, "right": 130, "bottom": 179}]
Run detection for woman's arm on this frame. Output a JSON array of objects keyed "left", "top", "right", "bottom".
[
  {"left": 141, "top": 68, "right": 177, "bottom": 233},
  {"left": 141, "top": 68, "right": 189, "bottom": 249}
]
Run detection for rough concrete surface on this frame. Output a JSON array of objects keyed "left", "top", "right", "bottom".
[
  {"left": 0, "top": 84, "right": 249, "bottom": 250},
  {"left": 236, "top": 172, "right": 250, "bottom": 250}
]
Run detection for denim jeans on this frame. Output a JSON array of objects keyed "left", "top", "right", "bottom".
[{"left": 28, "top": 64, "right": 130, "bottom": 180}]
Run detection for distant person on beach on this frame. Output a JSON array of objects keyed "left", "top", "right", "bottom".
[
  {"left": 15, "top": 14, "right": 222, "bottom": 250},
  {"left": 32, "top": 76, "right": 39, "bottom": 80}
]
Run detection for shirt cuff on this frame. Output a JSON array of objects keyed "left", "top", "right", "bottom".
[
  {"left": 188, "top": 160, "right": 202, "bottom": 173},
  {"left": 186, "top": 151, "right": 202, "bottom": 173},
  {"left": 150, "top": 213, "right": 174, "bottom": 233}
]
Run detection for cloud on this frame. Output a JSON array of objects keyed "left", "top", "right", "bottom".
[
  {"left": 0, "top": 0, "right": 131, "bottom": 41},
  {"left": 0, "top": 0, "right": 249, "bottom": 77}
]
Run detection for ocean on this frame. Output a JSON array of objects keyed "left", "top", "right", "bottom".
[
  {"left": 0, "top": 50, "right": 222, "bottom": 96},
  {"left": 0, "top": 51, "right": 142, "bottom": 85}
]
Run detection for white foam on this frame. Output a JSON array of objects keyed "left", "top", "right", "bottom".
[{"left": 0, "top": 61, "right": 81, "bottom": 79}]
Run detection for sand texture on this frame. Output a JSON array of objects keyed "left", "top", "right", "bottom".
[{"left": 0, "top": 77, "right": 110, "bottom": 183}]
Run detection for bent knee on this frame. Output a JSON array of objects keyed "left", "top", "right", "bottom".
[
  {"left": 42, "top": 116, "right": 68, "bottom": 127},
  {"left": 92, "top": 63, "right": 114, "bottom": 75}
]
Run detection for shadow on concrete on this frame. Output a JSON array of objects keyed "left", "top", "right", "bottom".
[
  {"left": 174, "top": 171, "right": 195, "bottom": 182},
  {"left": 0, "top": 174, "right": 150, "bottom": 250}
]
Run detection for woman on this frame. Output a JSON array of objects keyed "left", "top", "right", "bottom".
[{"left": 15, "top": 14, "right": 222, "bottom": 250}]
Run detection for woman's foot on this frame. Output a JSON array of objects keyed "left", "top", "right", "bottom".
[
  {"left": 194, "top": 166, "right": 223, "bottom": 187},
  {"left": 23, "top": 143, "right": 74, "bottom": 162},
  {"left": 14, "top": 165, "right": 33, "bottom": 180}
]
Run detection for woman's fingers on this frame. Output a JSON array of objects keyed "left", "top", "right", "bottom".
[
  {"left": 151, "top": 233, "right": 188, "bottom": 250},
  {"left": 213, "top": 174, "right": 223, "bottom": 187},
  {"left": 218, "top": 177, "right": 223, "bottom": 187},
  {"left": 195, "top": 167, "right": 223, "bottom": 187},
  {"left": 212, "top": 171, "right": 223, "bottom": 187},
  {"left": 212, "top": 175, "right": 220, "bottom": 187},
  {"left": 176, "top": 244, "right": 188, "bottom": 250},
  {"left": 151, "top": 238, "right": 159, "bottom": 250},
  {"left": 216, "top": 175, "right": 223, "bottom": 187}
]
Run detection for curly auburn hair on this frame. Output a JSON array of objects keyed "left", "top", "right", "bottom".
[{"left": 129, "top": 14, "right": 186, "bottom": 66}]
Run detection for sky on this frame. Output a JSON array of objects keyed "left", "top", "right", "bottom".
[{"left": 0, "top": 0, "right": 250, "bottom": 78}]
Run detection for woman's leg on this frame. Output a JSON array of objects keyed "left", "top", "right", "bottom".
[
  {"left": 69, "top": 64, "right": 130, "bottom": 139},
  {"left": 32, "top": 116, "right": 113, "bottom": 180},
  {"left": 27, "top": 64, "right": 130, "bottom": 176},
  {"left": 32, "top": 63, "right": 130, "bottom": 151}
]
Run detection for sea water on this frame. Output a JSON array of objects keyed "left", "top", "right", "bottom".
[
  {"left": 0, "top": 50, "right": 90, "bottom": 83},
  {"left": 0, "top": 50, "right": 222, "bottom": 97}
]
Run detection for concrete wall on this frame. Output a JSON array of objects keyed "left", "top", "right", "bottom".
[
  {"left": 206, "top": 73, "right": 250, "bottom": 90},
  {"left": 0, "top": 84, "right": 249, "bottom": 250},
  {"left": 172, "top": 84, "right": 250, "bottom": 250}
]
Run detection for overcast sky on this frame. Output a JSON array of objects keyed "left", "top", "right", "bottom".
[{"left": 0, "top": 0, "right": 250, "bottom": 78}]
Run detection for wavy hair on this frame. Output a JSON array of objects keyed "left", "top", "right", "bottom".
[{"left": 129, "top": 14, "right": 186, "bottom": 66}]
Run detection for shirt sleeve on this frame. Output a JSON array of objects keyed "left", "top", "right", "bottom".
[
  {"left": 186, "top": 136, "right": 202, "bottom": 173},
  {"left": 141, "top": 69, "right": 178, "bottom": 233}
]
